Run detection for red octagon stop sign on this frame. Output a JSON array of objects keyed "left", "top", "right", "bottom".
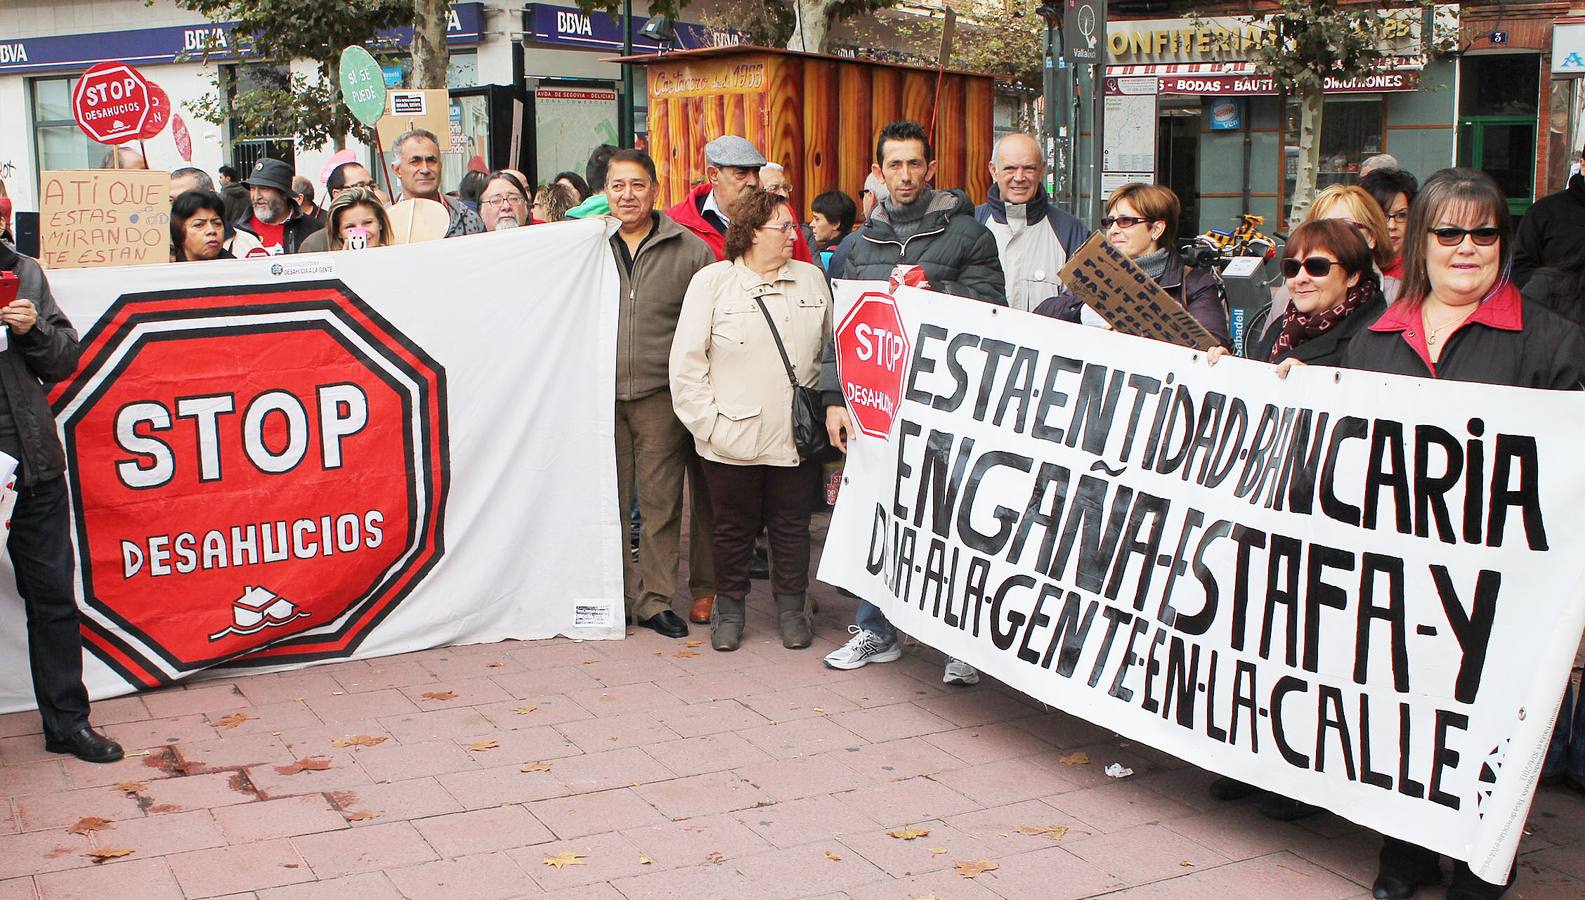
[
  {"left": 72, "top": 62, "right": 153, "bottom": 145},
  {"left": 50, "top": 282, "right": 449, "bottom": 687},
  {"left": 835, "top": 291, "right": 912, "bottom": 440}
]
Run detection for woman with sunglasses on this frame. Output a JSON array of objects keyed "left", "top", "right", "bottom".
[
  {"left": 1075, "top": 183, "right": 1230, "bottom": 347},
  {"left": 1345, "top": 169, "right": 1585, "bottom": 900},
  {"left": 670, "top": 189, "right": 832, "bottom": 653},
  {"left": 1267, "top": 186, "right": 1400, "bottom": 322}
]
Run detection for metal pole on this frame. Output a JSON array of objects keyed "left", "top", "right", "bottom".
[
  {"left": 1090, "top": 62, "right": 1104, "bottom": 227},
  {"left": 1043, "top": 23, "right": 1061, "bottom": 204},
  {"left": 619, "top": 0, "right": 634, "bottom": 148}
]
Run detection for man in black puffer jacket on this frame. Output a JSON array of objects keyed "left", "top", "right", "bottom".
[{"left": 821, "top": 121, "right": 1005, "bottom": 684}]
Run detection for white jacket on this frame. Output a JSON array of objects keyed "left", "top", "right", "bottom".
[{"left": 670, "top": 258, "right": 832, "bottom": 467}]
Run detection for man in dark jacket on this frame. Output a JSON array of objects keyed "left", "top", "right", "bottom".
[
  {"left": 606, "top": 149, "right": 718, "bottom": 640},
  {"left": 0, "top": 241, "right": 123, "bottom": 763},
  {"left": 821, "top": 120, "right": 1006, "bottom": 682},
  {"left": 1514, "top": 144, "right": 1585, "bottom": 288},
  {"left": 976, "top": 132, "right": 1091, "bottom": 313},
  {"left": 232, "top": 159, "right": 323, "bottom": 257}
]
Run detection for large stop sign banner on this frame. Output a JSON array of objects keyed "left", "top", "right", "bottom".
[
  {"left": 835, "top": 291, "right": 912, "bottom": 441},
  {"left": 72, "top": 62, "right": 154, "bottom": 145}
]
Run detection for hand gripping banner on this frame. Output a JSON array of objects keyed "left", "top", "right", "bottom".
[
  {"left": 818, "top": 282, "right": 1585, "bottom": 883},
  {"left": 0, "top": 222, "right": 625, "bottom": 709}
]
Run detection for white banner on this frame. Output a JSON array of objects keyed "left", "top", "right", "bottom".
[
  {"left": 818, "top": 282, "right": 1585, "bottom": 882},
  {"left": 0, "top": 221, "right": 625, "bottom": 710}
]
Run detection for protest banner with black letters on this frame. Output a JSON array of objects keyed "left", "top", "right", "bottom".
[
  {"left": 0, "top": 220, "right": 626, "bottom": 710},
  {"left": 817, "top": 282, "right": 1585, "bottom": 882}
]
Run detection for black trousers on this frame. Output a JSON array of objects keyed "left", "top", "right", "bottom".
[
  {"left": 8, "top": 476, "right": 90, "bottom": 739},
  {"left": 699, "top": 459, "right": 818, "bottom": 599},
  {"left": 1380, "top": 836, "right": 1512, "bottom": 898}
]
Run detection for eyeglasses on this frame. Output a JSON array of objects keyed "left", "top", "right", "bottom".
[
  {"left": 757, "top": 222, "right": 798, "bottom": 234},
  {"left": 343, "top": 181, "right": 375, "bottom": 191},
  {"left": 1429, "top": 226, "right": 1501, "bottom": 247},
  {"left": 1100, "top": 215, "right": 1150, "bottom": 229},
  {"left": 481, "top": 193, "right": 525, "bottom": 206},
  {"left": 1386, "top": 210, "right": 1410, "bottom": 223},
  {"left": 1281, "top": 256, "right": 1345, "bottom": 279}
]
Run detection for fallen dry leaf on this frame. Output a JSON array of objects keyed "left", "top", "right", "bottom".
[
  {"left": 825, "top": 849, "right": 842, "bottom": 861},
  {"left": 213, "top": 712, "right": 250, "bottom": 730},
  {"left": 273, "top": 757, "right": 333, "bottom": 775},
  {"left": 543, "top": 851, "right": 587, "bottom": 869},
  {"left": 1058, "top": 751, "right": 1090, "bottom": 766},
  {"left": 673, "top": 650, "right": 699, "bottom": 658},
  {"left": 684, "top": 640, "right": 703, "bottom": 648},
  {"left": 84, "top": 847, "right": 135, "bottom": 863},
  {"left": 928, "top": 848, "right": 948, "bottom": 855},
  {"left": 66, "top": 817, "right": 114, "bottom": 835},
  {"left": 114, "top": 781, "right": 146, "bottom": 795},
  {"left": 513, "top": 705, "right": 539, "bottom": 714},
  {"left": 420, "top": 690, "right": 458, "bottom": 701},
  {"left": 1179, "top": 859, "right": 1194, "bottom": 868},
  {"left": 520, "top": 761, "right": 552, "bottom": 773},
  {"left": 580, "top": 658, "right": 598, "bottom": 665},
  {"left": 813, "top": 707, "right": 826, "bottom": 713},
  {"left": 887, "top": 827, "right": 931, "bottom": 841},
  {"left": 911, "top": 893, "right": 943, "bottom": 900},
  {"left": 467, "top": 740, "right": 500, "bottom": 752},
  {"left": 1015, "top": 823, "right": 1070, "bottom": 841},
  {"left": 954, "top": 858, "right": 1000, "bottom": 878},
  {"left": 638, "top": 854, "right": 654, "bottom": 865},
  {"left": 329, "top": 735, "right": 387, "bottom": 748},
  {"left": 343, "top": 810, "right": 378, "bottom": 822},
  {"left": 485, "top": 661, "right": 505, "bottom": 668}
]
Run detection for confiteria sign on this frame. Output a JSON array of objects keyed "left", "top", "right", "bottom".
[{"left": 1106, "top": 6, "right": 1460, "bottom": 65}]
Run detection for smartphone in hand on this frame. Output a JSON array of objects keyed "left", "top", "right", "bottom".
[{"left": 0, "top": 272, "right": 17, "bottom": 307}]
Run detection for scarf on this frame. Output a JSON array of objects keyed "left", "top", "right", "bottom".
[
  {"left": 1269, "top": 273, "right": 1378, "bottom": 362},
  {"left": 1133, "top": 247, "right": 1170, "bottom": 282}
]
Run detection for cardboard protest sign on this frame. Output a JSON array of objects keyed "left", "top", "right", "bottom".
[
  {"left": 40, "top": 170, "right": 170, "bottom": 268},
  {"left": 820, "top": 282, "right": 1585, "bottom": 884},
  {"left": 1057, "top": 232, "right": 1219, "bottom": 350},
  {"left": 377, "top": 89, "right": 452, "bottom": 151},
  {"left": 386, "top": 198, "right": 449, "bottom": 243}
]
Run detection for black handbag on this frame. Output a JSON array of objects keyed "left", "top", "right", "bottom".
[{"left": 754, "top": 298, "right": 831, "bottom": 463}]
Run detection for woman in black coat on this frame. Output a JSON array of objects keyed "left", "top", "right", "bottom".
[{"left": 1347, "top": 169, "right": 1585, "bottom": 900}]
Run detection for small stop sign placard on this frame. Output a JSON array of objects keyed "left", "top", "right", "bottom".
[
  {"left": 72, "top": 62, "right": 153, "bottom": 145},
  {"left": 835, "top": 291, "right": 912, "bottom": 441}
]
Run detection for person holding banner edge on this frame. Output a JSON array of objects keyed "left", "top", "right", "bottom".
[
  {"left": 1342, "top": 169, "right": 1585, "bottom": 899},
  {"left": 0, "top": 241, "right": 122, "bottom": 764}
]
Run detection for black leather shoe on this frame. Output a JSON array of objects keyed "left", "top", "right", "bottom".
[
  {"left": 1257, "top": 794, "right": 1321, "bottom": 821},
  {"left": 637, "top": 610, "right": 689, "bottom": 639},
  {"left": 1373, "top": 868, "right": 1441, "bottom": 900},
  {"left": 45, "top": 726, "right": 124, "bottom": 764},
  {"left": 749, "top": 548, "right": 770, "bottom": 581},
  {"left": 1208, "top": 777, "right": 1260, "bottom": 801}
]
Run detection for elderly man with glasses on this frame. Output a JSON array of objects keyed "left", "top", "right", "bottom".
[{"left": 479, "top": 171, "right": 534, "bottom": 231}]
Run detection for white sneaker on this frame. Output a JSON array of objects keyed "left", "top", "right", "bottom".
[
  {"left": 943, "top": 658, "right": 980, "bottom": 686},
  {"left": 823, "top": 625, "right": 901, "bottom": 670}
]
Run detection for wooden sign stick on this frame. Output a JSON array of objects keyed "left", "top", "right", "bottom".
[{"left": 372, "top": 121, "right": 398, "bottom": 202}]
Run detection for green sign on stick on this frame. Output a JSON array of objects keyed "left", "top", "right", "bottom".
[{"left": 340, "top": 46, "right": 387, "bottom": 127}]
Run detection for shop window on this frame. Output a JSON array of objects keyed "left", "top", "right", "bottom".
[
  {"left": 220, "top": 63, "right": 298, "bottom": 173},
  {"left": 1282, "top": 95, "right": 1385, "bottom": 220},
  {"left": 30, "top": 76, "right": 111, "bottom": 178},
  {"left": 1460, "top": 55, "right": 1540, "bottom": 117},
  {"left": 1457, "top": 55, "right": 1541, "bottom": 213}
]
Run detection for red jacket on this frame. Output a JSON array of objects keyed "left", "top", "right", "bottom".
[{"left": 667, "top": 183, "right": 812, "bottom": 264}]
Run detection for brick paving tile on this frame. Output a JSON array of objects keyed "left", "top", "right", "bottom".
[
  {"left": 831, "top": 776, "right": 979, "bottom": 827},
  {"left": 1041, "top": 781, "right": 1200, "bottom": 834},
  {"left": 291, "top": 821, "right": 436, "bottom": 879},
  {"left": 657, "top": 728, "right": 779, "bottom": 777},
  {"left": 554, "top": 712, "right": 682, "bottom": 753},
  {"left": 139, "top": 771, "right": 259, "bottom": 813},
  {"left": 633, "top": 770, "right": 772, "bottom": 820},
  {"left": 0, "top": 734, "right": 62, "bottom": 767},
  {"left": 97, "top": 809, "right": 228, "bottom": 857},
  {"left": 410, "top": 805, "right": 554, "bottom": 857},
  {"left": 270, "top": 720, "right": 394, "bottom": 755},
  {"left": 738, "top": 715, "right": 864, "bottom": 760},
  {"left": 575, "top": 656, "right": 690, "bottom": 689},
  {"left": 202, "top": 703, "right": 322, "bottom": 738},
  {"left": 141, "top": 685, "right": 249, "bottom": 719},
  {"left": 234, "top": 672, "right": 347, "bottom": 708},
  {"left": 508, "top": 831, "right": 652, "bottom": 891},
  {"left": 396, "top": 677, "right": 514, "bottom": 710},
  {"left": 732, "top": 794, "right": 883, "bottom": 849},
  {"left": 1009, "top": 710, "right": 1117, "bottom": 749},
  {"left": 729, "top": 841, "right": 887, "bottom": 899},
  {"left": 35, "top": 856, "right": 183, "bottom": 900},
  {"left": 435, "top": 762, "right": 567, "bottom": 809},
  {"left": 166, "top": 838, "right": 315, "bottom": 897},
  {"left": 301, "top": 689, "right": 419, "bottom": 724},
  {"left": 547, "top": 747, "right": 675, "bottom": 793},
  {"left": 503, "top": 640, "right": 615, "bottom": 672},
  {"left": 254, "top": 872, "right": 403, "bottom": 899},
  {"left": 968, "top": 845, "right": 1127, "bottom": 899},
  {"left": 733, "top": 752, "right": 868, "bottom": 803},
  {"left": 1026, "top": 744, "right": 1162, "bottom": 790},
  {"left": 58, "top": 752, "right": 178, "bottom": 791},
  {"left": 736, "top": 684, "right": 861, "bottom": 722},
  {"left": 102, "top": 715, "right": 217, "bottom": 752},
  {"left": 384, "top": 851, "right": 531, "bottom": 900},
  {"left": 914, "top": 686, "right": 1043, "bottom": 728},
  {"left": 0, "top": 760, "right": 72, "bottom": 798},
  {"left": 840, "top": 819, "right": 998, "bottom": 877},
  {"left": 373, "top": 707, "right": 498, "bottom": 745},
  {"left": 930, "top": 757, "right": 1083, "bottom": 808},
  {"left": 620, "top": 812, "right": 770, "bottom": 869},
  {"left": 473, "top": 695, "right": 594, "bottom": 731},
  {"left": 0, "top": 829, "right": 98, "bottom": 880},
  {"left": 831, "top": 702, "right": 958, "bottom": 743},
  {"left": 566, "top": 683, "right": 685, "bottom": 719},
  {"left": 530, "top": 788, "right": 667, "bottom": 839},
  {"left": 650, "top": 700, "right": 770, "bottom": 738},
  {"left": 1062, "top": 822, "right": 1231, "bottom": 886},
  {"left": 14, "top": 782, "right": 146, "bottom": 831},
  {"left": 421, "top": 650, "right": 526, "bottom": 681},
  {"left": 543, "top": 884, "right": 625, "bottom": 899},
  {"left": 0, "top": 712, "right": 43, "bottom": 740},
  {"left": 323, "top": 777, "right": 462, "bottom": 824},
  {"left": 166, "top": 734, "right": 294, "bottom": 775},
  {"left": 825, "top": 738, "right": 962, "bottom": 781},
  {"left": 608, "top": 860, "right": 760, "bottom": 899},
  {"left": 923, "top": 721, "right": 1064, "bottom": 765},
  {"left": 650, "top": 669, "right": 778, "bottom": 705},
  {"left": 944, "top": 798, "right": 1099, "bottom": 852},
  {"left": 488, "top": 665, "right": 605, "bottom": 701},
  {"left": 1159, "top": 806, "right": 1319, "bottom": 862},
  {"left": 243, "top": 754, "right": 372, "bottom": 800},
  {"left": 0, "top": 878, "right": 36, "bottom": 900},
  {"left": 351, "top": 739, "right": 477, "bottom": 784},
  {"left": 214, "top": 795, "right": 348, "bottom": 844},
  {"left": 847, "top": 871, "right": 1004, "bottom": 900}
]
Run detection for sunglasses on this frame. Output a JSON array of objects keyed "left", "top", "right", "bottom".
[
  {"left": 1100, "top": 215, "right": 1151, "bottom": 229},
  {"left": 1429, "top": 226, "right": 1501, "bottom": 247},
  {"left": 1281, "top": 256, "right": 1345, "bottom": 279}
]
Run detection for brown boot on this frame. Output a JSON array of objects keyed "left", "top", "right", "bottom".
[
  {"left": 777, "top": 593, "right": 813, "bottom": 649},
  {"left": 711, "top": 594, "right": 745, "bottom": 651},
  {"left": 689, "top": 595, "right": 713, "bottom": 624}
]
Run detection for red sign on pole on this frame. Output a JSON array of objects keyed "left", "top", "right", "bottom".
[
  {"left": 72, "top": 62, "right": 153, "bottom": 145},
  {"left": 171, "top": 113, "right": 193, "bottom": 163},
  {"left": 835, "top": 291, "right": 912, "bottom": 441},
  {"left": 138, "top": 82, "right": 172, "bottom": 141}
]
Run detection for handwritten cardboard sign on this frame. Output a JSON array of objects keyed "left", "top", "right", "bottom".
[
  {"left": 377, "top": 89, "right": 452, "bottom": 151},
  {"left": 1056, "top": 232, "right": 1219, "bottom": 350},
  {"left": 40, "top": 170, "right": 171, "bottom": 269}
]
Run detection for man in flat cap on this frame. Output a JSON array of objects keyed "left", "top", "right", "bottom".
[{"left": 668, "top": 135, "right": 811, "bottom": 263}]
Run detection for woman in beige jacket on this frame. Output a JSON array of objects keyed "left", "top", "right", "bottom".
[{"left": 669, "top": 190, "right": 833, "bottom": 652}]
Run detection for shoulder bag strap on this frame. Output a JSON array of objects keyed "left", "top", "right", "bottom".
[{"left": 753, "top": 297, "right": 799, "bottom": 388}]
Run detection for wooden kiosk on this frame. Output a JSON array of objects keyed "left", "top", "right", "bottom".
[{"left": 621, "top": 46, "right": 997, "bottom": 217}]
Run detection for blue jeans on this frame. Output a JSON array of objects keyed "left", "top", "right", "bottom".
[
  {"left": 1545, "top": 677, "right": 1585, "bottom": 778},
  {"left": 856, "top": 600, "right": 895, "bottom": 642}
]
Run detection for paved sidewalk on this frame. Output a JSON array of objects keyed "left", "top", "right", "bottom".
[{"left": 0, "top": 521, "right": 1580, "bottom": 898}]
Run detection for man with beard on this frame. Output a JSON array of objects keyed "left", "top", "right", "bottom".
[{"left": 232, "top": 159, "right": 323, "bottom": 256}]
